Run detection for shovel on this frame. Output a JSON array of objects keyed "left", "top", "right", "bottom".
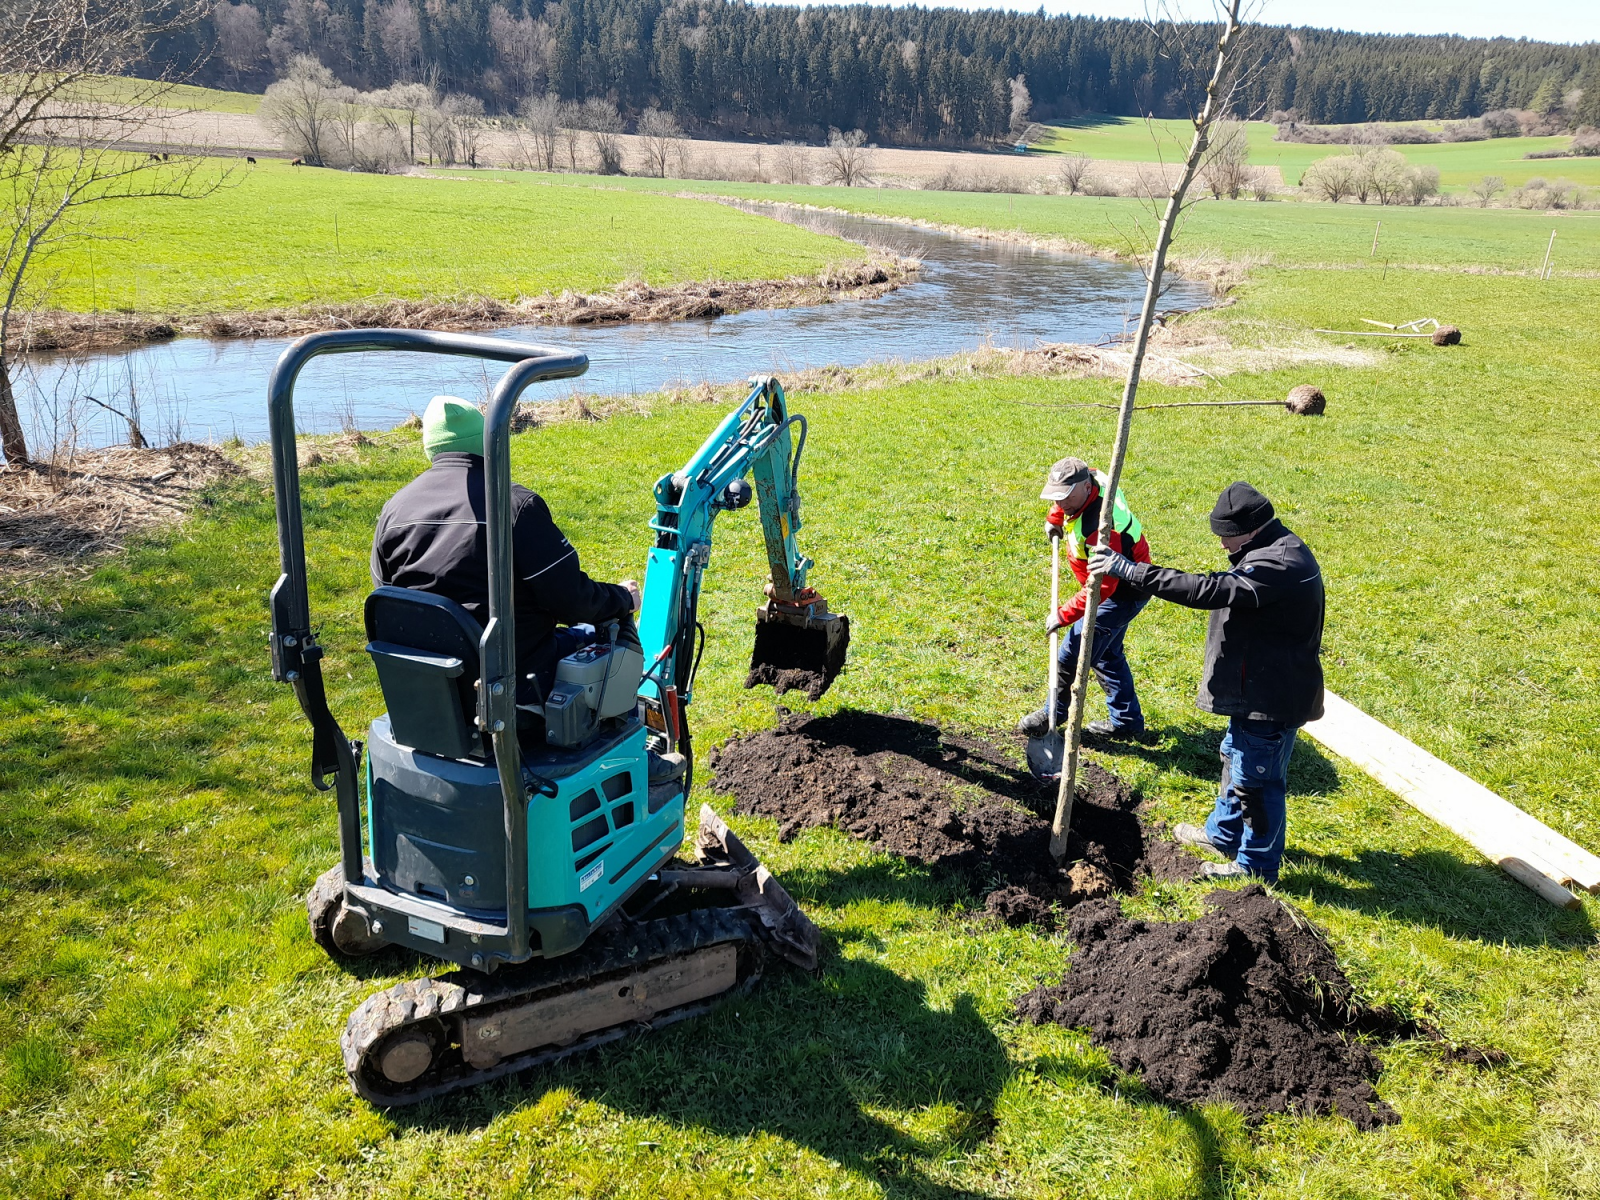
[{"left": 1025, "top": 538, "right": 1066, "bottom": 780}]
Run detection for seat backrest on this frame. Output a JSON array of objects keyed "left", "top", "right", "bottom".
[{"left": 365, "top": 585, "right": 484, "bottom": 759}]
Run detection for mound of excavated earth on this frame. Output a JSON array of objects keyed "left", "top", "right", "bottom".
[
  {"left": 707, "top": 710, "right": 1198, "bottom": 919},
  {"left": 1016, "top": 885, "right": 1405, "bottom": 1128}
]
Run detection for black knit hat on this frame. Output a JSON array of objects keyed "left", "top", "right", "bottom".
[{"left": 1209, "top": 482, "right": 1275, "bottom": 536}]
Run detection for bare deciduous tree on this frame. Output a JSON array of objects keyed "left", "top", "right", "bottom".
[
  {"left": 368, "top": 0, "right": 422, "bottom": 81},
  {"left": 773, "top": 141, "right": 811, "bottom": 185},
  {"left": 373, "top": 81, "right": 432, "bottom": 164},
  {"left": 1470, "top": 174, "right": 1505, "bottom": 206},
  {"left": 636, "top": 106, "right": 683, "bottom": 177},
  {"left": 486, "top": 3, "right": 551, "bottom": 106},
  {"left": 0, "top": 0, "right": 228, "bottom": 464},
  {"left": 1198, "top": 118, "right": 1250, "bottom": 198},
  {"left": 517, "top": 94, "right": 561, "bottom": 171},
  {"left": 213, "top": 1, "right": 268, "bottom": 79},
  {"left": 260, "top": 54, "right": 343, "bottom": 165},
  {"left": 442, "top": 93, "right": 486, "bottom": 168},
  {"left": 821, "top": 128, "right": 873, "bottom": 187},
  {"left": 1008, "top": 74, "right": 1032, "bottom": 139},
  {"left": 580, "top": 97, "right": 624, "bottom": 174},
  {"left": 1363, "top": 147, "right": 1411, "bottom": 204},
  {"left": 557, "top": 101, "right": 584, "bottom": 170},
  {"left": 1403, "top": 163, "right": 1440, "bottom": 205},
  {"left": 1055, "top": 151, "right": 1091, "bottom": 194},
  {"left": 1049, "top": 0, "right": 1253, "bottom": 859},
  {"left": 1301, "top": 154, "right": 1357, "bottom": 202}
]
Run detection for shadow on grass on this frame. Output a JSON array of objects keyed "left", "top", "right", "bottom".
[
  {"left": 1279, "top": 846, "right": 1594, "bottom": 948},
  {"left": 393, "top": 957, "right": 1011, "bottom": 1199}
]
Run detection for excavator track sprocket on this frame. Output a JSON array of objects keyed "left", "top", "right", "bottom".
[{"left": 342, "top": 905, "right": 765, "bottom": 1106}]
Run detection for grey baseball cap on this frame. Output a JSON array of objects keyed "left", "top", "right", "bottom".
[{"left": 1040, "top": 456, "right": 1092, "bottom": 501}]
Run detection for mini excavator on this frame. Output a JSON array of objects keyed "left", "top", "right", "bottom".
[{"left": 266, "top": 330, "right": 849, "bottom": 1105}]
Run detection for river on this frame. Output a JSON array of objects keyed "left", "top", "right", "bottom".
[{"left": 16, "top": 204, "right": 1208, "bottom": 450}]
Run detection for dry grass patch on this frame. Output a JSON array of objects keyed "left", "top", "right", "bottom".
[{"left": 0, "top": 443, "right": 241, "bottom": 575}]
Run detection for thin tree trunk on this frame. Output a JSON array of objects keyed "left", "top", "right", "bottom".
[
  {"left": 0, "top": 356, "right": 28, "bottom": 464},
  {"left": 1049, "top": 0, "right": 1246, "bottom": 863}
]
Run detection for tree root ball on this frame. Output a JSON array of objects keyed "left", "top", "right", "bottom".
[
  {"left": 1284, "top": 385, "right": 1326, "bottom": 416},
  {"left": 1432, "top": 325, "right": 1462, "bottom": 346}
]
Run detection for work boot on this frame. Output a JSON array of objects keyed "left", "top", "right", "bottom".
[
  {"left": 1200, "top": 861, "right": 1250, "bottom": 880},
  {"left": 1084, "top": 718, "right": 1146, "bottom": 743},
  {"left": 647, "top": 750, "right": 687, "bottom": 785},
  {"left": 1173, "top": 822, "right": 1219, "bottom": 852},
  {"left": 1016, "top": 708, "right": 1060, "bottom": 738}
]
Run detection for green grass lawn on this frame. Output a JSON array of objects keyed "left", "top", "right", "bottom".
[
  {"left": 3, "top": 183, "right": 1599, "bottom": 1195},
  {"left": 48, "top": 159, "right": 868, "bottom": 313},
  {"left": 490, "top": 171, "right": 1600, "bottom": 274},
  {"left": 1031, "top": 114, "right": 1600, "bottom": 190}
]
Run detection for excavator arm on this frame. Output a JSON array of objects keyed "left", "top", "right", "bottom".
[{"left": 635, "top": 376, "right": 850, "bottom": 756}]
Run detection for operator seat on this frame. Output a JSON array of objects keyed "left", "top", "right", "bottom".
[{"left": 365, "top": 585, "right": 486, "bottom": 761}]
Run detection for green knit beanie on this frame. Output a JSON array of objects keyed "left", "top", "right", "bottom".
[{"left": 421, "top": 395, "right": 484, "bottom": 459}]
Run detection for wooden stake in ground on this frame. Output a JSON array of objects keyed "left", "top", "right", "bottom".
[
  {"left": 1540, "top": 230, "right": 1556, "bottom": 281},
  {"left": 1049, "top": 0, "right": 1249, "bottom": 864}
]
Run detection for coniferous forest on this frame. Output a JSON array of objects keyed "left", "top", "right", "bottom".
[{"left": 165, "top": 0, "right": 1600, "bottom": 145}]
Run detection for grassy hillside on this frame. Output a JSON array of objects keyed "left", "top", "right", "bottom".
[
  {"left": 45, "top": 159, "right": 869, "bottom": 313},
  {"left": 2, "top": 184, "right": 1598, "bottom": 1195},
  {"left": 1033, "top": 114, "right": 1600, "bottom": 190},
  {"left": 67, "top": 75, "right": 264, "bottom": 114}
]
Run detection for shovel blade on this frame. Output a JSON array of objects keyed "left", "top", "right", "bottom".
[
  {"left": 1026, "top": 729, "right": 1065, "bottom": 781},
  {"left": 746, "top": 609, "right": 850, "bottom": 701}
]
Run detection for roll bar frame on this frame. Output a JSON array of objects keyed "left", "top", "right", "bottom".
[{"left": 267, "top": 328, "right": 587, "bottom": 965}]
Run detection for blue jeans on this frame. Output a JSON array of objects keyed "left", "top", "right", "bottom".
[
  {"left": 1052, "top": 592, "right": 1149, "bottom": 733},
  {"left": 1206, "top": 717, "right": 1300, "bottom": 882}
]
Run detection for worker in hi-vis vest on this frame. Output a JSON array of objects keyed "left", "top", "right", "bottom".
[{"left": 1018, "top": 456, "right": 1153, "bottom": 743}]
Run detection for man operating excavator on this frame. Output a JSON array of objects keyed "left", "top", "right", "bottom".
[
  {"left": 370, "top": 395, "right": 683, "bottom": 781},
  {"left": 1090, "top": 481, "right": 1325, "bottom": 882},
  {"left": 1018, "top": 456, "right": 1154, "bottom": 743}
]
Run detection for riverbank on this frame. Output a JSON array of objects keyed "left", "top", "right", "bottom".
[{"left": 15, "top": 256, "right": 913, "bottom": 355}]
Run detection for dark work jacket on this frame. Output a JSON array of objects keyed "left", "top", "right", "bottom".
[
  {"left": 1120, "top": 519, "right": 1325, "bottom": 725},
  {"left": 370, "top": 453, "right": 633, "bottom": 702}
]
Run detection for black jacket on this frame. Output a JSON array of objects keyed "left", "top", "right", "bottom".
[
  {"left": 371, "top": 453, "right": 633, "bottom": 701},
  {"left": 1120, "top": 519, "right": 1325, "bottom": 725}
]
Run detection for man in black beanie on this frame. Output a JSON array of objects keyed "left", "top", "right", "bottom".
[{"left": 1090, "top": 482, "right": 1324, "bottom": 882}]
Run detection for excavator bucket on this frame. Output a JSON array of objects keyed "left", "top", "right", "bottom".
[{"left": 746, "top": 607, "right": 850, "bottom": 701}]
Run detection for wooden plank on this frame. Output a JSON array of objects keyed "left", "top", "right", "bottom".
[
  {"left": 1500, "top": 857, "right": 1583, "bottom": 911},
  {"left": 461, "top": 942, "right": 738, "bottom": 1068},
  {"left": 1304, "top": 694, "right": 1595, "bottom": 892},
  {"left": 1305, "top": 692, "right": 1598, "bottom": 889},
  {"left": 1304, "top": 692, "right": 1597, "bottom": 903}
]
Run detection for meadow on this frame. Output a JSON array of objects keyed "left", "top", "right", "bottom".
[
  {"left": 3, "top": 175, "right": 1599, "bottom": 1197},
  {"left": 66, "top": 75, "right": 264, "bottom": 115},
  {"left": 1032, "top": 113, "right": 1600, "bottom": 190},
  {"left": 44, "top": 159, "right": 868, "bottom": 313},
  {"left": 493, "top": 170, "right": 1600, "bottom": 275}
]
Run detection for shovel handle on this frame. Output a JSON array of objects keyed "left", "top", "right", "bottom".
[{"left": 1046, "top": 538, "right": 1062, "bottom": 726}]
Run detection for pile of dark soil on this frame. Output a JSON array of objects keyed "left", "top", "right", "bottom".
[
  {"left": 707, "top": 711, "right": 1198, "bottom": 920},
  {"left": 1016, "top": 885, "right": 1408, "bottom": 1128}
]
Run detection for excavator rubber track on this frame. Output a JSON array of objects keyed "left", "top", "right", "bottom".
[{"left": 342, "top": 905, "right": 767, "bottom": 1107}]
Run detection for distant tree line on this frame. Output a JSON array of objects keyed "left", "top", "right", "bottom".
[{"left": 149, "top": 0, "right": 1600, "bottom": 145}]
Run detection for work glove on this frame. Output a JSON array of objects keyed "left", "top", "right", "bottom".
[
  {"left": 1089, "top": 547, "right": 1134, "bottom": 580},
  {"left": 1045, "top": 610, "right": 1068, "bottom": 635},
  {"left": 1045, "top": 521, "right": 1064, "bottom": 543}
]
